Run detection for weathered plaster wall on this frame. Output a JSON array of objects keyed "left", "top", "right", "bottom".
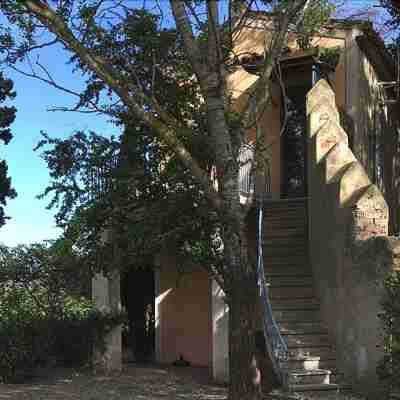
[
  {"left": 307, "top": 79, "right": 399, "bottom": 398},
  {"left": 344, "top": 30, "right": 389, "bottom": 180},
  {"left": 212, "top": 280, "right": 229, "bottom": 383},
  {"left": 227, "top": 17, "right": 355, "bottom": 200},
  {"left": 157, "top": 258, "right": 212, "bottom": 367},
  {"left": 92, "top": 271, "right": 122, "bottom": 373},
  {"left": 227, "top": 68, "right": 282, "bottom": 198},
  {"left": 341, "top": 29, "right": 400, "bottom": 236}
]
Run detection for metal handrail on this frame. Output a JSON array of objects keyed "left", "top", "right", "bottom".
[
  {"left": 256, "top": 198, "right": 288, "bottom": 385},
  {"left": 238, "top": 144, "right": 255, "bottom": 196},
  {"left": 238, "top": 145, "right": 271, "bottom": 199}
]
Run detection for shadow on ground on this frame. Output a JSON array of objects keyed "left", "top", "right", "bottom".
[{"left": 0, "top": 365, "right": 228, "bottom": 400}]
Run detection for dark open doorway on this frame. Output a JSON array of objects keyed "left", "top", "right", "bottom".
[
  {"left": 280, "top": 56, "right": 324, "bottom": 198},
  {"left": 281, "top": 83, "right": 310, "bottom": 198},
  {"left": 121, "top": 269, "right": 155, "bottom": 363}
]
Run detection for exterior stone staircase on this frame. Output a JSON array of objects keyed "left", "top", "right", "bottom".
[{"left": 263, "top": 197, "right": 348, "bottom": 396}]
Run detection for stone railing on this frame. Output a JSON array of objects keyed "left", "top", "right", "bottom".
[{"left": 307, "top": 79, "right": 400, "bottom": 398}]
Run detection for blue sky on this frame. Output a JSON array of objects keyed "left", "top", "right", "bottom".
[
  {"left": 0, "top": 0, "right": 391, "bottom": 247},
  {"left": 0, "top": 43, "right": 120, "bottom": 246}
]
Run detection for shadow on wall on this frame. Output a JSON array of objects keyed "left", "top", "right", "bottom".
[
  {"left": 157, "top": 265, "right": 212, "bottom": 368},
  {"left": 212, "top": 281, "right": 229, "bottom": 383}
]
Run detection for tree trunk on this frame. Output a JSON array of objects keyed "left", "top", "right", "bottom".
[
  {"left": 222, "top": 220, "right": 265, "bottom": 400},
  {"left": 229, "top": 276, "right": 263, "bottom": 400}
]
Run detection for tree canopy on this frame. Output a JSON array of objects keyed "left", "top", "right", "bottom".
[
  {"left": 0, "top": 1, "right": 338, "bottom": 398},
  {"left": 0, "top": 72, "right": 16, "bottom": 228}
]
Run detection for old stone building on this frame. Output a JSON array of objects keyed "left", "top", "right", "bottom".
[{"left": 93, "top": 13, "right": 400, "bottom": 398}]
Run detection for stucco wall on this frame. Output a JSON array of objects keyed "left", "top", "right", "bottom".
[
  {"left": 212, "top": 280, "right": 229, "bottom": 382},
  {"left": 344, "top": 30, "right": 390, "bottom": 180},
  {"left": 92, "top": 271, "right": 122, "bottom": 373},
  {"left": 227, "top": 16, "right": 354, "bottom": 200},
  {"left": 227, "top": 68, "right": 282, "bottom": 198},
  {"left": 156, "top": 259, "right": 212, "bottom": 367},
  {"left": 307, "top": 79, "right": 399, "bottom": 397}
]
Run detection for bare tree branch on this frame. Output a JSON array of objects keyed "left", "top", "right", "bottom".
[
  {"left": 22, "top": 0, "right": 222, "bottom": 210},
  {"left": 241, "top": 0, "right": 312, "bottom": 130},
  {"left": 170, "top": 0, "right": 209, "bottom": 87},
  {"left": 185, "top": 1, "right": 204, "bottom": 31},
  {"left": 207, "top": 0, "right": 221, "bottom": 72},
  {"left": 9, "top": 64, "right": 115, "bottom": 116}
]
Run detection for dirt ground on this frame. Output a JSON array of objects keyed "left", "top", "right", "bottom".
[{"left": 0, "top": 364, "right": 228, "bottom": 400}]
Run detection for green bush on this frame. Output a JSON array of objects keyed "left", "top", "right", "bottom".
[
  {"left": 0, "top": 284, "right": 52, "bottom": 382},
  {"left": 378, "top": 270, "right": 400, "bottom": 393},
  {"left": 0, "top": 243, "right": 126, "bottom": 383},
  {"left": 0, "top": 291, "right": 126, "bottom": 382},
  {"left": 51, "top": 300, "right": 127, "bottom": 366}
]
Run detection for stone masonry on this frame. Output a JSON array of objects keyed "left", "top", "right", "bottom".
[{"left": 307, "top": 79, "right": 400, "bottom": 398}]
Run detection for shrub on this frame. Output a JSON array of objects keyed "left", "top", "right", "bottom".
[
  {"left": 378, "top": 270, "right": 400, "bottom": 393},
  {"left": 0, "top": 290, "right": 126, "bottom": 382},
  {"left": 0, "top": 283, "right": 52, "bottom": 382},
  {"left": 0, "top": 243, "right": 126, "bottom": 383}
]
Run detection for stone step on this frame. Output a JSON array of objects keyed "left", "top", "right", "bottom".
[
  {"left": 267, "top": 275, "right": 313, "bottom": 287},
  {"left": 264, "top": 249, "right": 309, "bottom": 258},
  {"left": 270, "top": 297, "right": 319, "bottom": 309},
  {"left": 266, "top": 267, "right": 312, "bottom": 276},
  {"left": 264, "top": 213, "right": 307, "bottom": 219},
  {"left": 264, "top": 198, "right": 307, "bottom": 204},
  {"left": 263, "top": 201, "right": 308, "bottom": 210},
  {"left": 263, "top": 264, "right": 312, "bottom": 277},
  {"left": 263, "top": 239, "right": 308, "bottom": 247},
  {"left": 263, "top": 250, "right": 308, "bottom": 258},
  {"left": 264, "top": 215, "right": 307, "bottom": 222},
  {"left": 265, "top": 226, "right": 306, "bottom": 232},
  {"left": 317, "top": 359, "right": 340, "bottom": 372},
  {"left": 263, "top": 232, "right": 307, "bottom": 239},
  {"left": 264, "top": 215, "right": 307, "bottom": 223},
  {"left": 263, "top": 244, "right": 308, "bottom": 251},
  {"left": 274, "top": 308, "right": 320, "bottom": 322},
  {"left": 285, "top": 369, "right": 331, "bottom": 385},
  {"left": 263, "top": 235, "right": 307, "bottom": 243},
  {"left": 264, "top": 221, "right": 307, "bottom": 227},
  {"left": 282, "top": 356, "right": 321, "bottom": 371},
  {"left": 264, "top": 245, "right": 308, "bottom": 253},
  {"left": 266, "top": 385, "right": 351, "bottom": 400},
  {"left": 264, "top": 219, "right": 307, "bottom": 225},
  {"left": 263, "top": 212, "right": 308, "bottom": 221},
  {"left": 273, "top": 299, "right": 319, "bottom": 310},
  {"left": 264, "top": 206, "right": 307, "bottom": 212},
  {"left": 263, "top": 230, "right": 307, "bottom": 238},
  {"left": 330, "top": 372, "right": 345, "bottom": 384},
  {"left": 264, "top": 218, "right": 307, "bottom": 224},
  {"left": 263, "top": 241, "right": 308, "bottom": 249},
  {"left": 263, "top": 258, "right": 310, "bottom": 267},
  {"left": 287, "top": 346, "right": 336, "bottom": 360},
  {"left": 264, "top": 212, "right": 307, "bottom": 219},
  {"left": 269, "top": 285, "right": 315, "bottom": 299},
  {"left": 284, "top": 333, "right": 331, "bottom": 347},
  {"left": 284, "top": 357, "right": 338, "bottom": 371},
  {"left": 265, "top": 260, "right": 311, "bottom": 268},
  {"left": 266, "top": 268, "right": 312, "bottom": 277},
  {"left": 280, "top": 321, "right": 326, "bottom": 335},
  {"left": 264, "top": 204, "right": 308, "bottom": 211},
  {"left": 287, "top": 383, "right": 345, "bottom": 393},
  {"left": 263, "top": 242, "right": 308, "bottom": 250},
  {"left": 264, "top": 256, "right": 310, "bottom": 264}
]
